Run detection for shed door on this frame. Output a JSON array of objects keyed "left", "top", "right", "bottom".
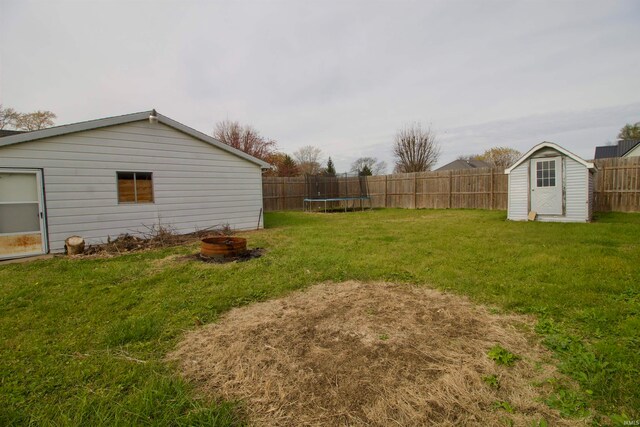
[
  {"left": 530, "top": 157, "right": 562, "bottom": 215},
  {"left": 0, "top": 170, "right": 47, "bottom": 259}
]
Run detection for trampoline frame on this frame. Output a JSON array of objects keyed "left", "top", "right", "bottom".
[
  {"left": 303, "top": 196, "right": 372, "bottom": 212},
  {"left": 303, "top": 173, "right": 372, "bottom": 212}
]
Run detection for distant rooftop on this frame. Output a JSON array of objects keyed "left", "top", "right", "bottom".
[
  {"left": 594, "top": 140, "right": 640, "bottom": 159},
  {"left": 435, "top": 159, "right": 491, "bottom": 172}
]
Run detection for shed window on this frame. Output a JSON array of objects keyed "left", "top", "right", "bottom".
[
  {"left": 536, "top": 160, "right": 556, "bottom": 187},
  {"left": 117, "top": 172, "right": 154, "bottom": 203}
]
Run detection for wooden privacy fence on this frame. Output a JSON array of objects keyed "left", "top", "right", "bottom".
[
  {"left": 263, "top": 168, "right": 508, "bottom": 211},
  {"left": 366, "top": 169, "right": 508, "bottom": 210},
  {"left": 264, "top": 157, "right": 640, "bottom": 213},
  {"left": 594, "top": 157, "right": 640, "bottom": 212}
]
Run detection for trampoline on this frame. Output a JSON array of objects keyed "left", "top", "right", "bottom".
[{"left": 303, "top": 173, "right": 372, "bottom": 212}]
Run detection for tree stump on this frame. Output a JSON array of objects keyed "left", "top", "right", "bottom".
[{"left": 65, "top": 236, "right": 85, "bottom": 255}]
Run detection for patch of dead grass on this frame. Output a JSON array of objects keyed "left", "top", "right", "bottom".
[{"left": 169, "top": 281, "right": 585, "bottom": 426}]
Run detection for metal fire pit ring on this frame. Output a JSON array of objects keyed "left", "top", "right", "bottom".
[{"left": 200, "top": 236, "right": 247, "bottom": 258}]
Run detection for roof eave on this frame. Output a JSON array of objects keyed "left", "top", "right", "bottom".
[
  {"left": 504, "top": 141, "right": 595, "bottom": 174},
  {"left": 0, "top": 111, "right": 151, "bottom": 148}
]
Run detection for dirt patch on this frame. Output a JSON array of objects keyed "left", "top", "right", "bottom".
[
  {"left": 149, "top": 249, "right": 265, "bottom": 274},
  {"left": 181, "top": 248, "right": 265, "bottom": 264},
  {"left": 169, "top": 281, "right": 584, "bottom": 426}
]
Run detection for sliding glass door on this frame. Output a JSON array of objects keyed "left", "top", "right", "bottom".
[{"left": 0, "top": 170, "right": 47, "bottom": 259}]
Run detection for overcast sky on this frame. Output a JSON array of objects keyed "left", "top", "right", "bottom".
[{"left": 1, "top": 0, "right": 639, "bottom": 172}]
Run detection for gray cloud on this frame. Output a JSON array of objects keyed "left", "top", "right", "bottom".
[{"left": 1, "top": 0, "right": 639, "bottom": 173}]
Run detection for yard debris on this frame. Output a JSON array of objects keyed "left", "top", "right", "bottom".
[
  {"left": 80, "top": 223, "right": 234, "bottom": 256},
  {"left": 170, "top": 281, "right": 587, "bottom": 426},
  {"left": 64, "top": 236, "right": 85, "bottom": 255}
]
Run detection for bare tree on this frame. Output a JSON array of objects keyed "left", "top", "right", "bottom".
[
  {"left": 350, "top": 157, "right": 387, "bottom": 175},
  {"left": 15, "top": 110, "right": 57, "bottom": 131},
  {"left": 392, "top": 123, "right": 440, "bottom": 173},
  {"left": 1, "top": 106, "right": 56, "bottom": 131},
  {"left": 0, "top": 105, "right": 21, "bottom": 129},
  {"left": 477, "top": 147, "right": 521, "bottom": 169},
  {"left": 214, "top": 119, "right": 277, "bottom": 161},
  {"left": 293, "top": 145, "right": 323, "bottom": 175}
]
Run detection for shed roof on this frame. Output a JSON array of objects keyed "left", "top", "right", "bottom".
[
  {"left": 0, "top": 110, "right": 271, "bottom": 169},
  {"left": 504, "top": 142, "right": 595, "bottom": 174}
]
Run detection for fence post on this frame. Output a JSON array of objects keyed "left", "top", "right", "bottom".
[
  {"left": 448, "top": 171, "right": 453, "bottom": 209},
  {"left": 489, "top": 168, "right": 494, "bottom": 210},
  {"left": 598, "top": 162, "right": 604, "bottom": 212},
  {"left": 384, "top": 175, "right": 388, "bottom": 208},
  {"left": 281, "top": 178, "right": 286, "bottom": 210},
  {"left": 413, "top": 173, "right": 418, "bottom": 209}
]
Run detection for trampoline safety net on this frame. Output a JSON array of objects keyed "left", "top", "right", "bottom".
[
  {"left": 304, "top": 173, "right": 369, "bottom": 199},
  {"left": 303, "top": 173, "right": 371, "bottom": 212}
]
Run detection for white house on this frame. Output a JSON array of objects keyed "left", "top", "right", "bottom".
[
  {"left": 505, "top": 142, "right": 595, "bottom": 223},
  {"left": 0, "top": 110, "right": 271, "bottom": 260}
]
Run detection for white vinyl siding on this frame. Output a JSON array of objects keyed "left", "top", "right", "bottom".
[
  {"left": 534, "top": 155, "right": 590, "bottom": 223},
  {"left": 507, "top": 144, "right": 593, "bottom": 223},
  {"left": 558, "top": 156, "right": 589, "bottom": 222},
  {"left": 507, "top": 164, "right": 529, "bottom": 221},
  {"left": 588, "top": 171, "right": 594, "bottom": 220},
  {"left": 623, "top": 143, "right": 640, "bottom": 157},
  {"left": 0, "top": 121, "right": 264, "bottom": 252}
]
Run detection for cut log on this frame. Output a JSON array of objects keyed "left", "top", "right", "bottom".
[{"left": 65, "top": 236, "right": 85, "bottom": 255}]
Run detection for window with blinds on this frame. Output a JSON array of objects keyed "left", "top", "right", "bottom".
[{"left": 117, "top": 172, "right": 154, "bottom": 203}]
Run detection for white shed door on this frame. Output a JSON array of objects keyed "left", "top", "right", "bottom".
[
  {"left": 0, "top": 170, "right": 47, "bottom": 259},
  {"left": 530, "top": 157, "right": 562, "bottom": 215}
]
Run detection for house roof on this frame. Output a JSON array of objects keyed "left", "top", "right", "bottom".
[
  {"left": 504, "top": 141, "right": 595, "bottom": 174},
  {"left": 0, "top": 110, "right": 272, "bottom": 169},
  {"left": 594, "top": 140, "right": 640, "bottom": 159},
  {"left": 0, "top": 129, "right": 24, "bottom": 137},
  {"left": 435, "top": 159, "right": 491, "bottom": 171}
]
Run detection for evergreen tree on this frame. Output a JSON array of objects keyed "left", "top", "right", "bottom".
[
  {"left": 326, "top": 157, "right": 336, "bottom": 176},
  {"left": 359, "top": 165, "right": 373, "bottom": 176}
]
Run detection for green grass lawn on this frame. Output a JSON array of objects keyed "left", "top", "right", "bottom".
[{"left": 1, "top": 209, "right": 639, "bottom": 425}]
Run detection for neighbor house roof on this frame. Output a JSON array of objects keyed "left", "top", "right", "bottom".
[
  {"left": 0, "top": 110, "right": 271, "bottom": 169},
  {"left": 594, "top": 140, "right": 640, "bottom": 159},
  {"left": 504, "top": 141, "right": 595, "bottom": 174},
  {"left": 435, "top": 159, "right": 491, "bottom": 171},
  {"left": 0, "top": 129, "right": 24, "bottom": 137}
]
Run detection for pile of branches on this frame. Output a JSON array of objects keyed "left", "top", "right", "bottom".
[{"left": 83, "top": 223, "right": 234, "bottom": 255}]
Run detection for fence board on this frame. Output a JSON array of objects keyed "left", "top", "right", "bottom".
[
  {"left": 263, "top": 157, "right": 640, "bottom": 213},
  {"left": 594, "top": 157, "right": 640, "bottom": 212}
]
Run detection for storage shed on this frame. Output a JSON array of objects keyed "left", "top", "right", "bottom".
[
  {"left": 0, "top": 110, "right": 270, "bottom": 260},
  {"left": 505, "top": 142, "right": 595, "bottom": 222}
]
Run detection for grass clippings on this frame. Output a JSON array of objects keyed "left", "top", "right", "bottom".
[{"left": 170, "top": 281, "right": 585, "bottom": 426}]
